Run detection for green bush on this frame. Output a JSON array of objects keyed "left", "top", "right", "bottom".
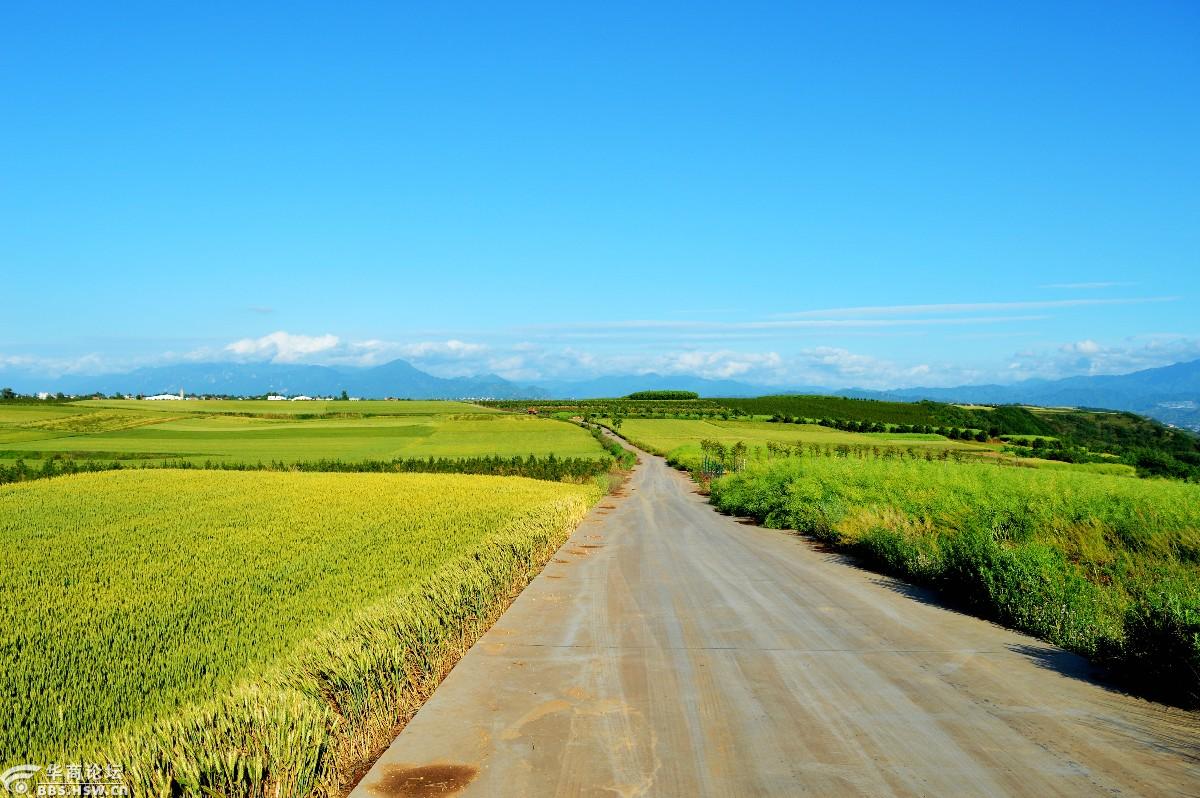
[
  {"left": 625, "top": 390, "right": 700, "bottom": 400},
  {"left": 1103, "top": 577, "right": 1200, "bottom": 706}
]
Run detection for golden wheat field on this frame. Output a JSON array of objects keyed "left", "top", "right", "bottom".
[{"left": 0, "top": 469, "right": 601, "bottom": 795}]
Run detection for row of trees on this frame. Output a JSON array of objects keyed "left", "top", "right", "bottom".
[
  {"left": 698, "top": 439, "right": 748, "bottom": 476},
  {"left": 1002, "top": 442, "right": 1200, "bottom": 481},
  {"left": 763, "top": 441, "right": 970, "bottom": 463},
  {"left": 584, "top": 424, "right": 637, "bottom": 469},
  {"left": 681, "top": 439, "right": 978, "bottom": 479},
  {"left": 625, "top": 390, "right": 699, "bottom": 400},
  {"left": 0, "top": 452, "right": 617, "bottom": 487},
  {"left": 768, "top": 413, "right": 994, "bottom": 442},
  {"left": 1, "top": 388, "right": 77, "bottom": 402}
]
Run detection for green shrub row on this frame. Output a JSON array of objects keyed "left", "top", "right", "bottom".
[
  {"left": 587, "top": 426, "right": 637, "bottom": 469},
  {"left": 0, "top": 452, "right": 615, "bottom": 486}
]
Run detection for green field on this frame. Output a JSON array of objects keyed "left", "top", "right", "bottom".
[
  {"left": 713, "top": 394, "right": 985, "bottom": 425},
  {"left": 82, "top": 399, "right": 484, "bottom": 416},
  {"left": 485, "top": 394, "right": 1200, "bottom": 479},
  {"left": 0, "top": 469, "right": 601, "bottom": 790},
  {"left": 0, "top": 400, "right": 605, "bottom": 465},
  {"left": 607, "top": 416, "right": 1150, "bottom": 478},
  {"left": 709, "top": 455, "right": 1200, "bottom": 705},
  {"left": 609, "top": 417, "right": 991, "bottom": 465}
]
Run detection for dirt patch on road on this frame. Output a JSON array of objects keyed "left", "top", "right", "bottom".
[{"left": 367, "top": 763, "right": 477, "bottom": 797}]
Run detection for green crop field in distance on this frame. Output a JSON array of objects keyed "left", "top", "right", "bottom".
[
  {"left": 77, "top": 399, "right": 495, "bottom": 416},
  {"left": 0, "top": 469, "right": 601, "bottom": 767},
  {"left": 1024, "top": 458, "right": 1138, "bottom": 477},
  {"left": 0, "top": 401, "right": 604, "bottom": 465},
  {"left": 607, "top": 417, "right": 1150, "bottom": 478},
  {"left": 610, "top": 417, "right": 990, "bottom": 463}
]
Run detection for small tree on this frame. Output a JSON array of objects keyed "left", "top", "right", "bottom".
[
  {"left": 0, "top": 387, "right": 15, "bottom": 400},
  {"left": 731, "top": 441, "right": 748, "bottom": 471}
]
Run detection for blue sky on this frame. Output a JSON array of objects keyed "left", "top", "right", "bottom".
[{"left": 2, "top": 1, "right": 1197, "bottom": 389}]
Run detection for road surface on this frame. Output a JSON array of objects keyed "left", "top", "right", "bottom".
[{"left": 352, "top": 448, "right": 1199, "bottom": 797}]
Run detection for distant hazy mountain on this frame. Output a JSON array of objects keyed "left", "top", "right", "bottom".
[
  {"left": 537, "top": 360, "right": 1200, "bottom": 431},
  {"left": 4, "top": 356, "right": 1197, "bottom": 431},
  {"left": 1, "top": 359, "right": 547, "bottom": 400},
  {"left": 849, "top": 359, "right": 1200, "bottom": 431}
]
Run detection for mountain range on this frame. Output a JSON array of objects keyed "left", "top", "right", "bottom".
[
  {"left": 2, "top": 360, "right": 546, "bottom": 401},
  {"left": 848, "top": 359, "right": 1200, "bottom": 431},
  {"left": 3, "top": 358, "right": 1198, "bottom": 431}
]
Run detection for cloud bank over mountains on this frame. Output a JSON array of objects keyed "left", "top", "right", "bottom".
[
  {"left": 1, "top": 292, "right": 1195, "bottom": 391},
  {"left": 4, "top": 328, "right": 1200, "bottom": 395}
]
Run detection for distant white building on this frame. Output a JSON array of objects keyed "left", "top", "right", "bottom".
[
  {"left": 145, "top": 393, "right": 183, "bottom": 401},
  {"left": 36, "top": 392, "right": 50, "bottom": 400},
  {"left": 291, "top": 395, "right": 314, "bottom": 401},
  {"left": 266, "top": 395, "right": 287, "bottom": 401}
]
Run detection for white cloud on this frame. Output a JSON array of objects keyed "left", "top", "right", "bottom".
[
  {"left": 218, "top": 334, "right": 495, "bottom": 369},
  {"left": 7, "top": 327, "right": 1197, "bottom": 393},
  {"left": 395, "top": 339, "right": 488, "bottom": 359},
  {"left": 330, "top": 338, "right": 493, "bottom": 369},
  {"left": 1006, "top": 335, "right": 1200, "bottom": 380},
  {"left": 1061, "top": 339, "right": 1101, "bottom": 355},
  {"left": 225, "top": 331, "right": 340, "bottom": 363},
  {"left": 205, "top": 336, "right": 988, "bottom": 390},
  {"left": 657, "top": 350, "right": 783, "bottom": 379},
  {"left": 0, "top": 352, "right": 115, "bottom": 375},
  {"left": 795, "top": 347, "right": 943, "bottom": 387},
  {"left": 0, "top": 354, "right": 39, "bottom": 369}
]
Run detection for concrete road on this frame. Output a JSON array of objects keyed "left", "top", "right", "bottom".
[{"left": 352, "top": 450, "right": 1199, "bottom": 797}]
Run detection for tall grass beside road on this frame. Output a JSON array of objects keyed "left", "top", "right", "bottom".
[{"left": 709, "top": 456, "right": 1200, "bottom": 706}]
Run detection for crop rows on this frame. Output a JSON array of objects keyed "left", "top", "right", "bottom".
[{"left": 0, "top": 469, "right": 602, "bottom": 796}]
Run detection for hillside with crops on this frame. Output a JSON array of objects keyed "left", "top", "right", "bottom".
[
  {"left": 483, "top": 393, "right": 1200, "bottom": 478},
  {"left": 0, "top": 399, "right": 609, "bottom": 477}
]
